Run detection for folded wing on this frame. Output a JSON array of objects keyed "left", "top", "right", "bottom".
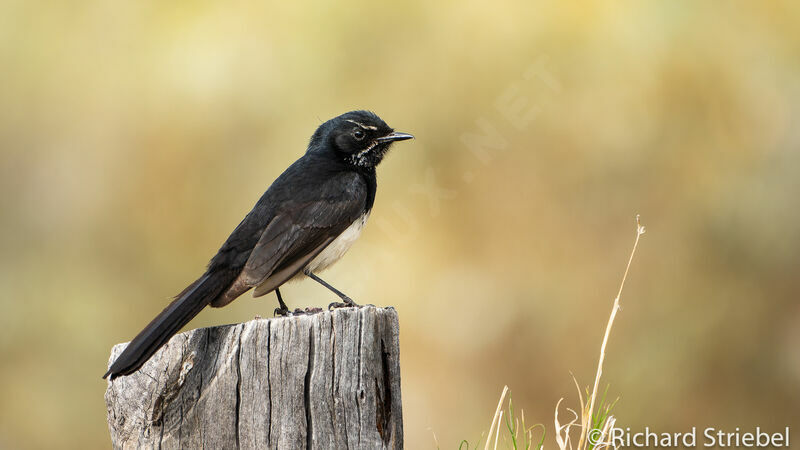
[{"left": 210, "top": 172, "right": 367, "bottom": 306}]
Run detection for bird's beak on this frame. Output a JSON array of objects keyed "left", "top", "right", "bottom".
[{"left": 377, "top": 132, "right": 414, "bottom": 143}]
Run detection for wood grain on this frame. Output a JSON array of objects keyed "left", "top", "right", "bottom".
[{"left": 104, "top": 306, "right": 403, "bottom": 449}]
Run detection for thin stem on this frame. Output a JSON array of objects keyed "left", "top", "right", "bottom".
[
  {"left": 579, "top": 215, "right": 645, "bottom": 450},
  {"left": 485, "top": 386, "right": 509, "bottom": 450}
]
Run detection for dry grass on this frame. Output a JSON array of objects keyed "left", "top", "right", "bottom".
[
  {"left": 555, "top": 215, "right": 645, "bottom": 450},
  {"left": 459, "top": 215, "right": 645, "bottom": 450}
]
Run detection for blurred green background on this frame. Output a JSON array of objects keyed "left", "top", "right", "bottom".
[{"left": 1, "top": 1, "right": 799, "bottom": 448}]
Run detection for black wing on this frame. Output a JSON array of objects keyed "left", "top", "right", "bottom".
[{"left": 210, "top": 170, "right": 367, "bottom": 306}]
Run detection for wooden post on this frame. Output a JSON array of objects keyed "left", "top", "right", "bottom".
[{"left": 104, "top": 306, "right": 403, "bottom": 449}]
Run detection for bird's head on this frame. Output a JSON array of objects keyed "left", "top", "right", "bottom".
[{"left": 308, "top": 110, "right": 413, "bottom": 168}]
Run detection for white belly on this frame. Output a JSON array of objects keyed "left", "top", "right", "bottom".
[{"left": 304, "top": 213, "right": 369, "bottom": 273}]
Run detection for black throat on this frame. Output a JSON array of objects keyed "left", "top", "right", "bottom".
[{"left": 355, "top": 165, "right": 378, "bottom": 213}]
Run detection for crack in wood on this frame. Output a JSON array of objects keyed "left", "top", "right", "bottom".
[{"left": 304, "top": 325, "right": 315, "bottom": 449}]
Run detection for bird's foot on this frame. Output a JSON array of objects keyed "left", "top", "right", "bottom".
[
  {"left": 328, "top": 296, "right": 360, "bottom": 310},
  {"left": 274, "top": 306, "right": 324, "bottom": 316}
]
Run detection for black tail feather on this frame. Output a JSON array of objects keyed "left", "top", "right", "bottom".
[{"left": 103, "top": 271, "right": 231, "bottom": 379}]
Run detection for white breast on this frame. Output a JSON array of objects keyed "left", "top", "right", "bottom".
[{"left": 305, "top": 213, "right": 370, "bottom": 273}]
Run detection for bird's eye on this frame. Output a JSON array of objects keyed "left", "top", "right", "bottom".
[{"left": 352, "top": 129, "right": 366, "bottom": 140}]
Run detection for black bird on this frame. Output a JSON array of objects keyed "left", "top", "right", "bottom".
[{"left": 103, "top": 110, "right": 413, "bottom": 379}]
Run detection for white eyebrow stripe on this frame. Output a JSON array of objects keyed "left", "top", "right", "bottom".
[{"left": 346, "top": 119, "right": 378, "bottom": 130}]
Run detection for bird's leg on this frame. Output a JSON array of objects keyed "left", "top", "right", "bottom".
[
  {"left": 306, "top": 271, "right": 360, "bottom": 310},
  {"left": 273, "top": 288, "right": 291, "bottom": 316}
]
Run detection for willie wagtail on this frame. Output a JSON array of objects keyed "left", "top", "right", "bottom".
[{"left": 103, "top": 110, "right": 413, "bottom": 379}]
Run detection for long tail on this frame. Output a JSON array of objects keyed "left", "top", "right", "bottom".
[{"left": 103, "top": 271, "right": 231, "bottom": 379}]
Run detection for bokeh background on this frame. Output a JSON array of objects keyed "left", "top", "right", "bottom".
[{"left": 2, "top": 1, "right": 799, "bottom": 448}]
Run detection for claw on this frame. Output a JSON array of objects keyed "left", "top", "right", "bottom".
[
  {"left": 275, "top": 306, "right": 324, "bottom": 316},
  {"left": 328, "top": 297, "right": 360, "bottom": 310}
]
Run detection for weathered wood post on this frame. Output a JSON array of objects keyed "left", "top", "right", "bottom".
[{"left": 104, "top": 306, "right": 402, "bottom": 449}]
